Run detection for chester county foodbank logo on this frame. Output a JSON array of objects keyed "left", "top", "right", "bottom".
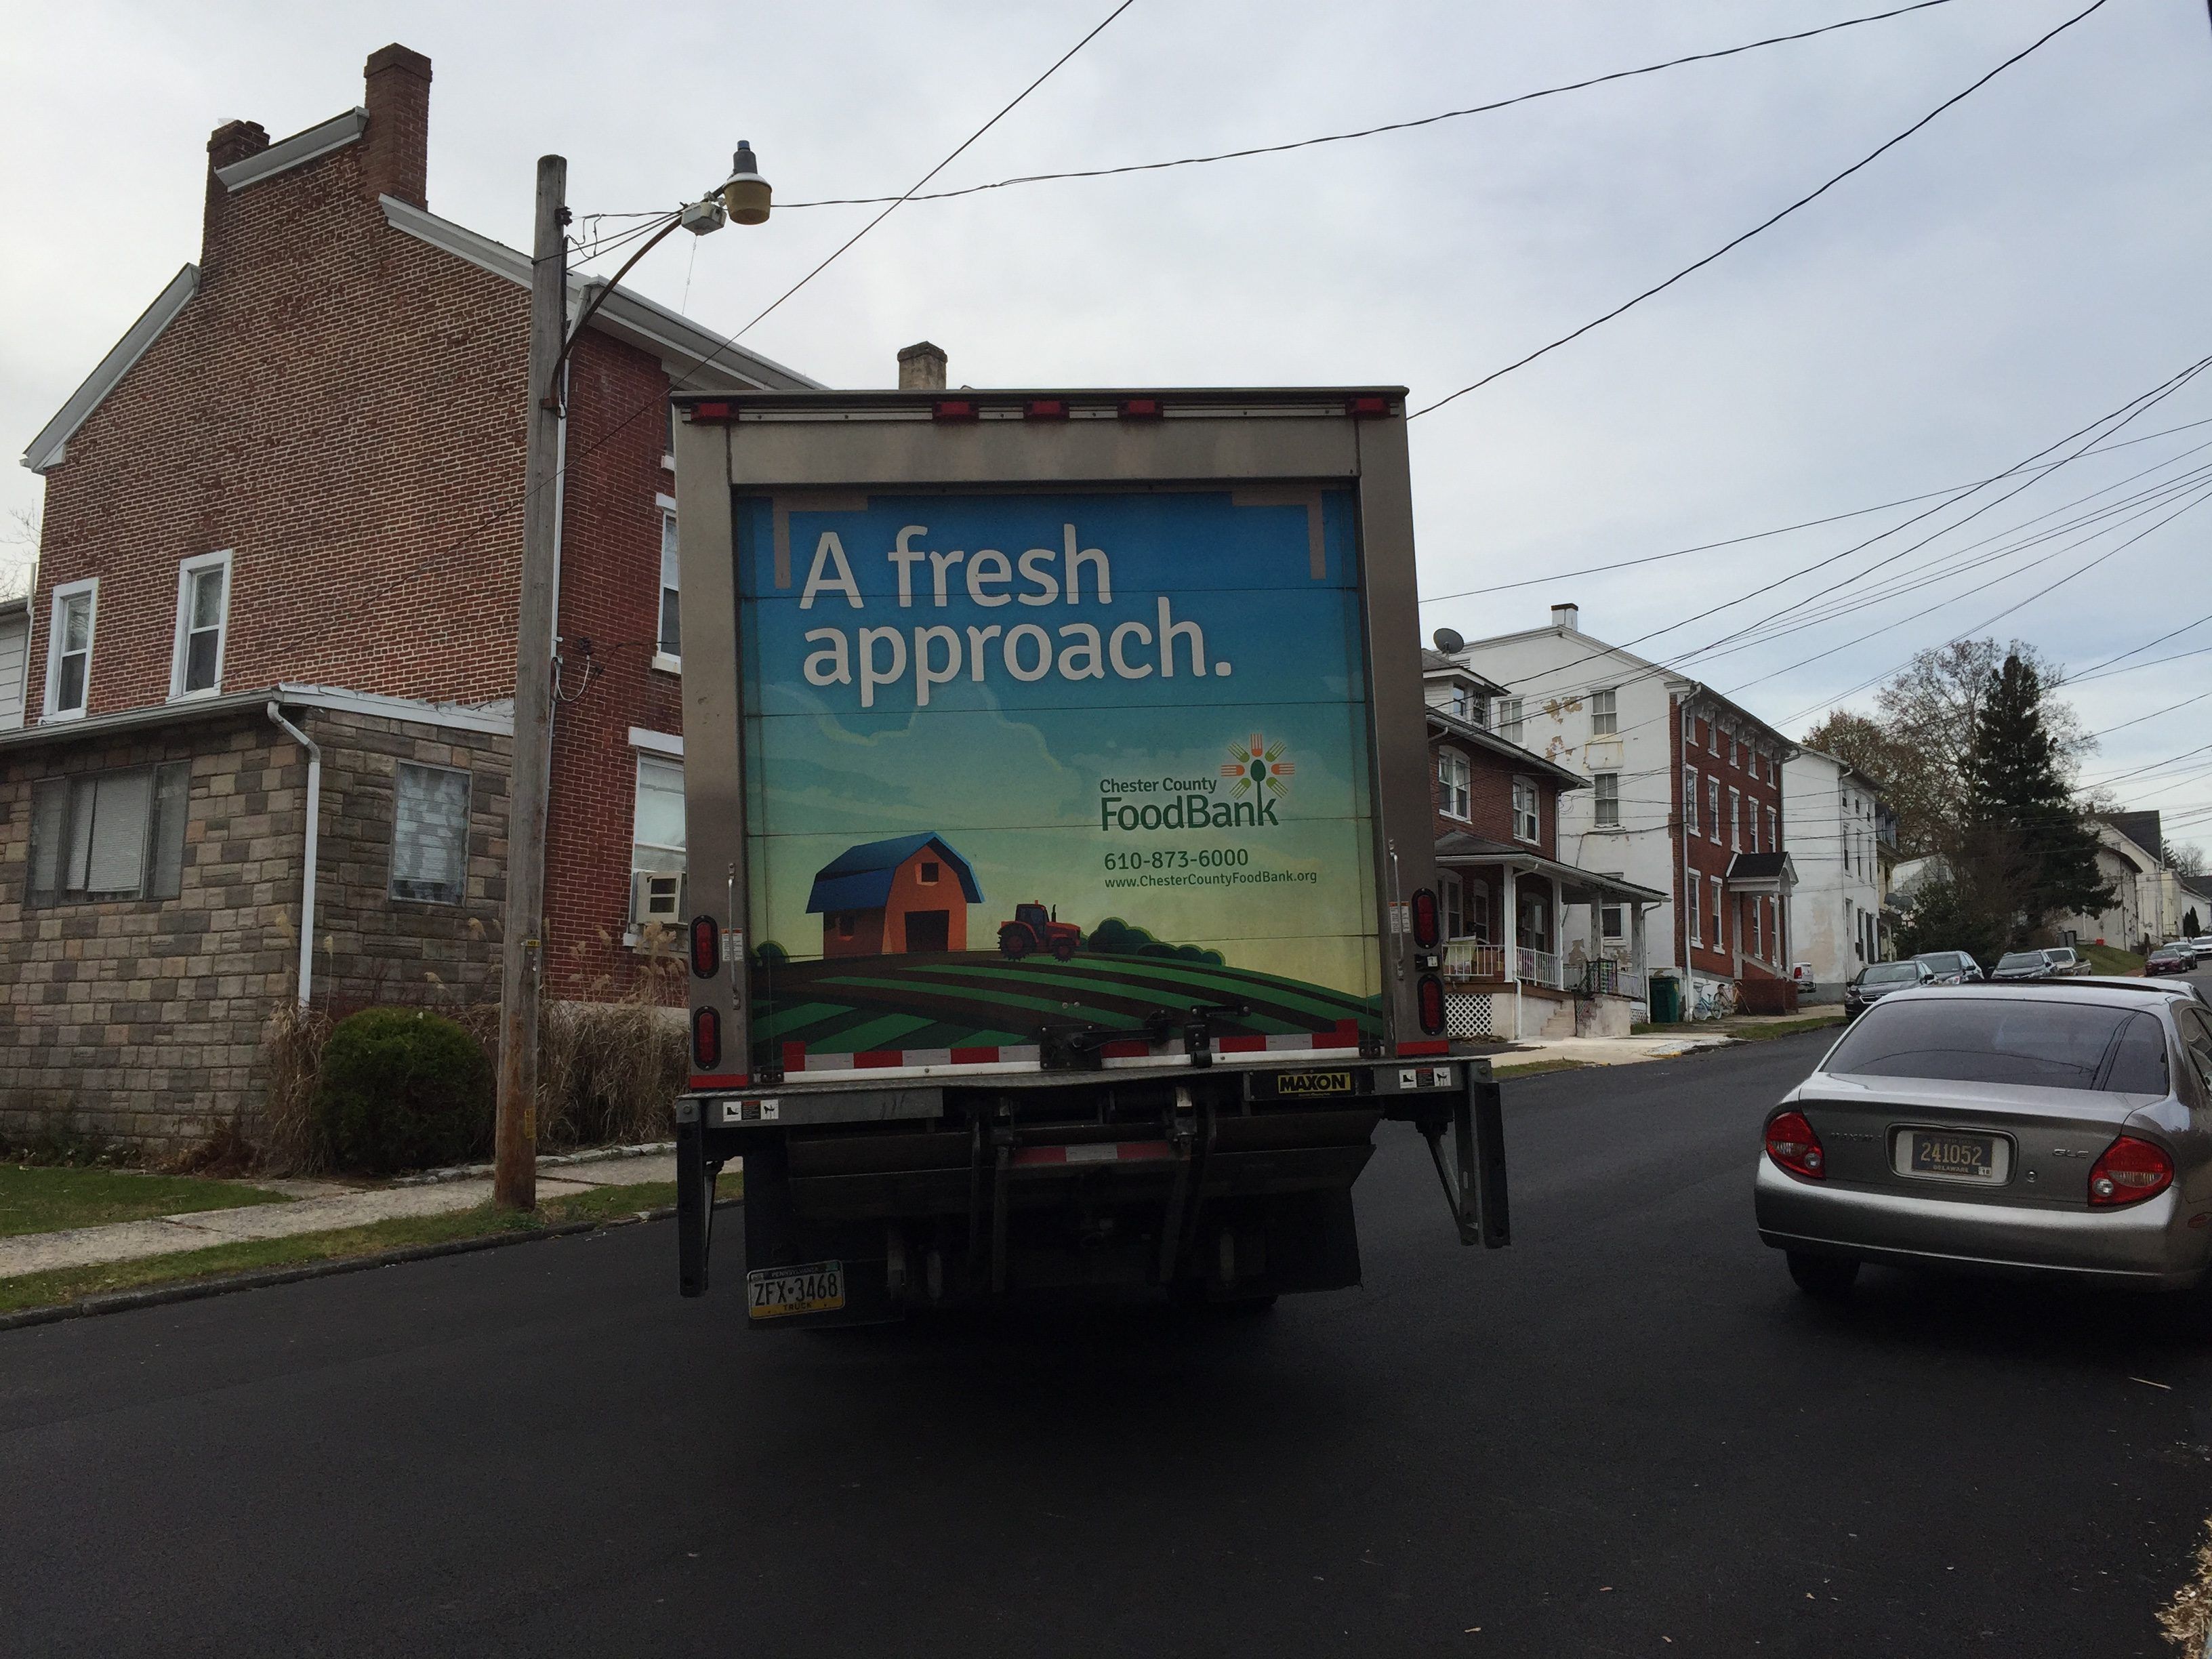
[{"left": 1222, "top": 734, "right": 1294, "bottom": 800}]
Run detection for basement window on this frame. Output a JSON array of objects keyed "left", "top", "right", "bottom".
[{"left": 26, "top": 762, "right": 189, "bottom": 905}]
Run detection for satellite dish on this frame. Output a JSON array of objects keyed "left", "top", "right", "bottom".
[{"left": 1432, "top": 627, "right": 1465, "bottom": 655}]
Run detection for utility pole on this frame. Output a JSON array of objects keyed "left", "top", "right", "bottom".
[{"left": 495, "top": 154, "right": 567, "bottom": 1211}]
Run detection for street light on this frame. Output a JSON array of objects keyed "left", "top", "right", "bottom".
[{"left": 720, "top": 139, "right": 772, "bottom": 226}]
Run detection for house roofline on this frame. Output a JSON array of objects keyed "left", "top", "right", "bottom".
[
  {"left": 1427, "top": 708, "right": 1587, "bottom": 789},
  {"left": 20, "top": 264, "right": 200, "bottom": 474},
  {"left": 0, "top": 682, "right": 514, "bottom": 751},
  {"left": 215, "top": 108, "right": 367, "bottom": 192},
  {"left": 1664, "top": 674, "right": 1795, "bottom": 754},
  {"left": 379, "top": 195, "right": 822, "bottom": 392}
]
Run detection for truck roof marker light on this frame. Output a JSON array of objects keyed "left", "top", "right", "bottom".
[
  {"left": 689, "top": 401, "right": 734, "bottom": 423},
  {"left": 1025, "top": 398, "right": 1069, "bottom": 421},
  {"left": 1416, "top": 974, "right": 1447, "bottom": 1037},
  {"left": 1410, "top": 888, "right": 1441, "bottom": 949},
  {"left": 1346, "top": 395, "right": 1391, "bottom": 417},
  {"left": 688, "top": 916, "right": 721, "bottom": 980},
  {"left": 1118, "top": 396, "right": 1163, "bottom": 420},
  {"left": 691, "top": 1007, "right": 722, "bottom": 1071},
  {"left": 933, "top": 398, "right": 979, "bottom": 423}
]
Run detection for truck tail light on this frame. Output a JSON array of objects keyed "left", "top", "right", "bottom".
[
  {"left": 1416, "top": 973, "right": 1446, "bottom": 1036},
  {"left": 1764, "top": 1109, "right": 1824, "bottom": 1179},
  {"left": 688, "top": 401, "right": 733, "bottom": 422},
  {"left": 2088, "top": 1134, "right": 2172, "bottom": 1207},
  {"left": 933, "top": 398, "right": 979, "bottom": 423},
  {"left": 689, "top": 915, "right": 720, "bottom": 979},
  {"left": 1025, "top": 398, "right": 1068, "bottom": 421},
  {"left": 1345, "top": 394, "right": 1390, "bottom": 417},
  {"left": 691, "top": 1007, "right": 722, "bottom": 1070},
  {"left": 1118, "top": 396, "right": 1162, "bottom": 420},
  {"left": 1410, "top": 888, "right": 1440, "bottom": 949}
]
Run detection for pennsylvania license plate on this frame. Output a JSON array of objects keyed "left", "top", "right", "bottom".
[
  {"left": 745, "top": 1261, "right": 846, "bottom": 1321},
  {"left": 1903, "top": 1130, "right": 2001, "bottom": 1183}
]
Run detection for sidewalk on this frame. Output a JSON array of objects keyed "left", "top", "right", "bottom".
[
  {"left": 0, "top": 1149, "right": 677, "bottom": 1282},
  {"left": 1468, "top": 1008, "right": 1844, "bottom": 1071}
]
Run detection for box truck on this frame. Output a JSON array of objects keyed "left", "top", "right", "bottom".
[{"left": 669, "top": 386, "right": 1506, "bottom": 1325}]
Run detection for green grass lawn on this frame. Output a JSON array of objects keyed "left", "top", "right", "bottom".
[
  {"left": 2083, "top": 945, "right": 2144, "bottom": 976},
  {"left": 0, "top": 1166, "right": 291, "bottom": 1239},
  {"left": 0, "top": 1179, "right": 681, "bottom": 1316}
]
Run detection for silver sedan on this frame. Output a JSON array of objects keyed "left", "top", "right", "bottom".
[{"left": 1755, "top": 983, "right": 2212, "bottom": 1295}]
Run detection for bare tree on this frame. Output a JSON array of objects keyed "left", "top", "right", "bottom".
[
  {"left": 0, "top": 506, "right": 37, "bottom": 602},
  {"left": 2164, "top": 842, "right": 2206, "bottom": 878}
]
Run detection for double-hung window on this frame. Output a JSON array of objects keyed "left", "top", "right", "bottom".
[
  {"left": 390, "top": 762, "right": 471, "bottom": 905},
  {"left": 1601, "top": 899, "right": 1625, "bottom": 941},
  {"left": 1729, "top": 787, "right": 1742, "bottom": 851},
  {"left": 1686, "top": 875, "right": 1700, "bottom": 946},
  {"left": 1710, "top": 876, "right": 1724, "bottom": 947},
  {"left": 1683, "top": 768, "right": 1699, "bottom": 834},
  {"left": 1681, "top": 705, "right": 1694, "bottom": 745},
  {"left": 1766, "top": 805, "right": 1778, "bottom": 853},
  {"left": 45, "top": 579, "right": 96, "bottom": 719},
  {"left": 1593, "top": 771, "right": 1620, "bottom": 828},
  {"left": 1437, "top": 750, "right": 1471, "bottom": 820},
  {"left": 26, "top": 762, "right": 189, "bottom": 905},
  {"left": 170, "top": 551, "right": 232, "bottom": 699},
  {"left": 655, "top": 498, "right": 681, "bottom": 669},
  {"left": 1725, "top": 723, "right": 1737, "bottom": 767},
  {"left": 631, "top": 755, "right": 687, "bottom": 926},
  {"left": 1511, "top": 778, "right": 1539, "bottom": 844},
  {"left": 1706, "top": 777, "right": 1721, "bottom": 842},
  {"left": 1494, "top": 697, "right": 1523, "bottom": 743},
  {"left": 1708, "top": 719, "right": 1719, "bottom": 756},
  {"left": 1590, "top": 687, "right": 1618, "bottom": 735},
  {"left": 1440, "top": 873, "right": 1465, "bottom": 941}
]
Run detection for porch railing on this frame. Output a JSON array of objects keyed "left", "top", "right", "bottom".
[
  {"left": 1517, "top": 946, "right": 1566, "bottom": 989},
  {"left": 1443, "top": 939, "right": 1504, "bottom": 981}
]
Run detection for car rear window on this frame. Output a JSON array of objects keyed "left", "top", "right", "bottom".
[
  {"left": 1862, "top": 964, "right": 1919, "bottom": 985},
  {"left": 1996, "top": 952, "right": 2045, "bottom": 970},
  {"left": 1823, "top": 1001, "right": 2171, "bottom": 1093}
]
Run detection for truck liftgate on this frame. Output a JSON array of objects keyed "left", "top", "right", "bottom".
[{"left": 667, "top": 384, "right": 1510, "bottom": 1324}]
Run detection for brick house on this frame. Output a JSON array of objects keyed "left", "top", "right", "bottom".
[
  {"left": 1448, "top": 605, "right": 1795, "bottom": 1014},
  {"left": 1423, "top": 651, "right": 1662, "bottom": 1040},
  {"left": 2, "top": 45, "right": 817, "bottom": 1154}
]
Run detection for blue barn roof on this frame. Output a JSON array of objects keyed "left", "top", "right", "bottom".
[{"left": 806, "top": 833, "right": 983, "bottom": 914}]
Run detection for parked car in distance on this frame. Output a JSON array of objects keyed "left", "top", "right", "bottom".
[
  {"left": 2043, "top": 946, "right": 2091, "bottom": 977},
  {"left": 1992, "top": 949, "right": 2055, "bottom": 981},
  {"left": 1756, "top": 983, "right": 2212, "bottom": 1297},
  {"left": 2189, "top": 937, "right": 2212, "bottom": 962},
  {"left": 1843, "top": 960, "right": 1933, "bottom": 1021},
  {"left": 1912, "top": 950, "right": 1985, "bottom": 986},
  {"left": 2148, "top": 943, "right": 2196, "bottom": 977},
  {"left": 1791, "top": 962, "right": 1817, "bottom": 998}
]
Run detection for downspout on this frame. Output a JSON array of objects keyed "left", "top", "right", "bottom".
[{"left": 268, "top": 703, "right": 321, "bottom": 1008}]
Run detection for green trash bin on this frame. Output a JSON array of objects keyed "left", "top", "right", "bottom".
[{"left": 1650, "top": 975, "right": 1682, "bottom": 1024}]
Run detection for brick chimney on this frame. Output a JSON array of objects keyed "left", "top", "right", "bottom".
[
  {"left": 202, "top": 120, "right": 269, "bottom": 279},
  {"left": 1551, "top": 602, "right": 1580, "bottom": 632},
  {"left": 898, "top": 341, "right": 947, "bottom": 390},
  {"left": 362, "top": 44, "right": 432, "bottom": 209}
]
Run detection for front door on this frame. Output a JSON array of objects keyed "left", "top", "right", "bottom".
[{"left": 904, "top": 910, "right": 950, "bottom": 952}]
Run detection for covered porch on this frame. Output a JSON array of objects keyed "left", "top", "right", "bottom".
[{"left": 1433, "top": 833, "right": 1668, "bottom": 1042}]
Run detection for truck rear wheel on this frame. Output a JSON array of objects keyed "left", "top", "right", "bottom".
[{"left": 998, "top": 924, "right": 1031, "bottom": 960}]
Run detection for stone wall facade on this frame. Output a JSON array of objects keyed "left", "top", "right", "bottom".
[{"left": 0, "top": 701, "right": 511, "bottom": 1156}]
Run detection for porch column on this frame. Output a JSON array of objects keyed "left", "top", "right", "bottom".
[
  {"left": 1502, "top": 865, "right": 1519, "bottom": 982},
  {"left": 1632, "top": 902, "right": 1649, "bottom": 979}
]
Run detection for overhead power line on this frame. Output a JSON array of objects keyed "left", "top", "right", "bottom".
[
  {"left": 772, "top": 0, "right": 1969, "bottom": 209},
  {"left": 1408, "top": 0, "right": 2115, "bottom": 419}
]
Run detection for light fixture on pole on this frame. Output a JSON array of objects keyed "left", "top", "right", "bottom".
[{"left": 721, "top": 140, "right": 772, "bottom": 225}]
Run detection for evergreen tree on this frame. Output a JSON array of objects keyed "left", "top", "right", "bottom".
[
  {"left": 1963, "top": 653, "right": 2111, "bottom": 942},
  {"left": 2186, "top": 906, "right": 2203, "bottom": 939}
]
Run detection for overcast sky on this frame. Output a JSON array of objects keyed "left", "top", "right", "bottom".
[{"left": 5, "top": 0, "right": 2209, "bottom": 857}]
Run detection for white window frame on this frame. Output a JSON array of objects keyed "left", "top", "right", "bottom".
[
  {"left": 654, "top": 494, "right": 681, "bottom": 674},
  {"left": 1600, "top": 899, "right": 1625, "bottom": 941},
  {"left": 1511, "top": 777, "right": 1540, "bottom": 844},
  {"left": 1729, "top": 787, "right": 1742, "bottom": 852},
  {"left": 1437, "top": 749, "right": 1471, "bottom": 821},
  {"left": 1589, "top": 687, "right": 1618, "bottom": 736},
  {"left": 1495, "top": 697, "right": 1523, "bottom": 742},
  {"left": 1593, "top": 770, "right": 1620, "bottom": 829},
  {"left": 1710, "top": 876, "right": 1724, "bottom": 947},
  {"left": 630, "top": 752, "right": 687, "bottom": 935},
  {"left": 43, "top": 577, "right": 97, "bottom": 721},
  {"left": 1724, "top": 722, "right": 1737, "bottom": 766},
  {"left": 1683, "top": 768, "right": 1698, "bottom": 835},
  {"left": 1766, "top": 806, "right": 1778, "bottom": 853},
  {"left": 1708, "top": 717, "right": 1719, "bottom": 756},
  {"left": 1681, "top": 705, "right": 1694, "bottom": 745},
  {"left": 168, "top": 549, "right": 234, "bottom": 702},
  {"left": 1687, "top": 873, "right": 1700, "bottom": 946},
  {"left": 1706, "top": 777, "right": 1721, "bottom": 842}
]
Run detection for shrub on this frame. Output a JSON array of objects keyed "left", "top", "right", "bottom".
[{"left": 314, "top": 1007, "right": 493, "bottom": 1174}]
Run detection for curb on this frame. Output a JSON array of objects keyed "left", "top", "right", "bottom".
[
  {"left": 0, "top": 1197, "right": 739, "bottom": 1335},
  {"left": 388, "top": 1139, "right": 677, "bottom": 1189}
]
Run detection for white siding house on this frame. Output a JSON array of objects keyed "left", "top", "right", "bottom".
[
  {"left": 1783, "top": 747, "right": 1885, "bottom": 989},
  {"left": 0, "top": 598, "right": 28, "bottom": 731}
]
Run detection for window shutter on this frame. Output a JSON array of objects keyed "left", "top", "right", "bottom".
[
  {"left": 84, "top": 769, "right": 151, "bottom": 894},
  {"left": 26, "top": 778, "right": 66, "bottom": 907},
  {"left": 148, "top": 762, "right": 190, "bottom": 899}
]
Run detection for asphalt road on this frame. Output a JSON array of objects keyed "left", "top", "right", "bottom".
[{"left": 5, "top": 1023, "right": 2211, "bottom": 1657}]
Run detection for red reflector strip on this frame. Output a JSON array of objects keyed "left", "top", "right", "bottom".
[
  {"left": 933, "top": 398, "right": 979, "bottom": 422},
  {"left": 689, "top": 1073, "right": 750, "bottom": 1089},
  {"left": 688, "top": 401, "right": 734, "bottom": 422},
  {"left": 1119, "top": 396, "right": 1162, "bottom": 419},
  {"left": 1346, "top": 394, "right": 1390, "bottom": 417},
  {"left": 1012, "top": 1140, "right": 1174, "bottom": 1168},
  {"left": 1025, "top": 398, "right": 1068, "bottom": 420},
  {"left": 1399, "top": 1039, "right": 1451, "bottom": 1057}
]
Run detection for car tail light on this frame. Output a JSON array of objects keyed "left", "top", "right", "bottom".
[
  {"left": 1765, "top": 1109, "right": 1825, "bottom": 1179},
  {"left": 2087, "top": 1134, "right": 2172, "bottom": 1207}
]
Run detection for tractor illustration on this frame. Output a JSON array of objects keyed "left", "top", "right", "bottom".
[{"left": 999, "top": 901, "right": 1083, "bottom": 962}]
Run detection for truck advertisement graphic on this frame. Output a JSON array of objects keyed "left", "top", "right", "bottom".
[{"left": 737, "top": 488, "right": 1383, "bottom": 1070}]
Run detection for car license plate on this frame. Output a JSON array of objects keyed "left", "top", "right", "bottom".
[
  {"left": 1900, "top": 1130, "right": 2003, "bottom": 1183},
  {"left": 745, "top": 1261, "right": 845, "bottom": 1321}
]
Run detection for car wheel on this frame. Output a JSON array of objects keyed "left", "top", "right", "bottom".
[{"left": 1786, "top": 1250, "right": 1860, "bottom": 1299}]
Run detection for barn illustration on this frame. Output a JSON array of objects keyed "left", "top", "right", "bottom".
[{"left": 806, "top": 833, "right": 983, "bottom": 958}]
